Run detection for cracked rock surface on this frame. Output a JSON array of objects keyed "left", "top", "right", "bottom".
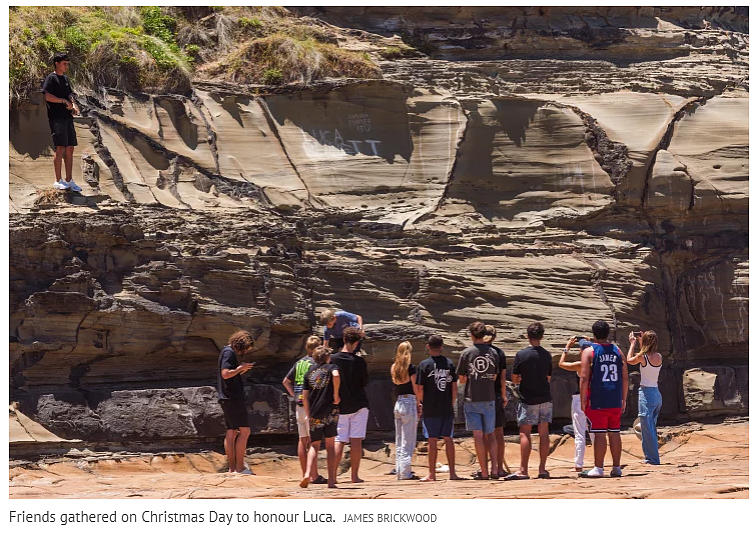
[{"left": 9, "top": 7, "right": 748, "bottom": 442}]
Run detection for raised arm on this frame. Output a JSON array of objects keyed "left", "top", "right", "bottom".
[
  {"left": 626, "top": 332, "right": 645, "bottom": 365},
  {"left": 559, "top": 336, "right": 583, "bottom": 371}
]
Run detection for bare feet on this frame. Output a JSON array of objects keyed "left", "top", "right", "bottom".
[
  {"left": 299, "top": 477, "right": 310, "bottom": 488},
  {"left": 351, "top": 477, "right": 364, "bottom": 483},
  {"left": 328, "top": 483, "right": 338, "bottom": 488},
  {"left": 449, "top": 474, "right": 464, "bottom": 480},
  {"left": 419, "top": 476, "right": 436, "bottom": 482}
]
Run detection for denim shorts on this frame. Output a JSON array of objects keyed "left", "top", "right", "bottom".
[
  {"left": 463, "top": 400, "right": 496, "bottom": 434},
  {"left": 517, "top": 401, "right": 553, "bottom": 426}
]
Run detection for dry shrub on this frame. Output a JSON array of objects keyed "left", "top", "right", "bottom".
[
  {"left": 208, "top": 34, "right": 381, "bottom": 85},
  {"left": 34, "top": 187, "right": 66, "bottom": 206}
]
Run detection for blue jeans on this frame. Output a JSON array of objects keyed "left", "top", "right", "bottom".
[
  {"left": 638, "top": 386, "right": 662, "bottom": 465},
  {"left": 394, "top": 395, "right": 418, "bottom": 479}
]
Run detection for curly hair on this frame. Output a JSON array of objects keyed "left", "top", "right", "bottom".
[
  {"left": 228, "top": 330, "right": 255, "bottom": 354},
  {"left": 312, "top": 345, "right": 332, "bottom": 365}
]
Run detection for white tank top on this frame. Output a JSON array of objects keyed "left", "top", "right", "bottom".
[{"left": 639, "top": 354, "right": 661, "bottom": 387}]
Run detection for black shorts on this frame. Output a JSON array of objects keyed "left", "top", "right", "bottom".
[
  {"left": 495, "top": 398, "right": 506, "bottom": 428},
  {"left": 310, "top": 421, "right": 338, "bottom": 442},
  {"left": 49, "top": 117, "right": 77, "bottom": 148},
  {"left": 219, "top": 398, "right": 249, "bottom": 430},
  {"left": 422, "top": 415, "right": 454, "bottom": 439}
]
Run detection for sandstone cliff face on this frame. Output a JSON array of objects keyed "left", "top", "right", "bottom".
[{"left": 9, "top": 8, "right": 748, "bottom": 443}]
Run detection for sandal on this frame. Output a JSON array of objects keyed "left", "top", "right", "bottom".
[
  {"left": 537, "top": 471, "right": 550, "bottom": 479},
  {"left": 489, "top": 473, "right": 500, "bottom": 480},
  {"left": 504, "top": 473, "right": 530, "bottom": 481},
  {"left": 472, "top": 473, "right": 488, "bottom": 480},
  {"left": 311, "top": 475, "right": 328, "bottom": 484}
]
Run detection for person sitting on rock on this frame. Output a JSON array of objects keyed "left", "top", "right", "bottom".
[
  {"left": 301, "top": 346, "right": 341, "bottom": 489},
  {"left": 579, "top": 320, "right": 628, "bottom": 478},
  {"left": 626, "top": 330, "right": 663, "bottom": 465},
  {"left": 217, "top": 330, "right": 256, "bottom": 474},
  {"left": 560, "top": 335, "right": 596, "bottom": 472},
  {"left": 320, "top": 308, "right": 363, "bottom": 352},
  {"left": 283, "top": 335, "right": 325, "bottom": 484}
]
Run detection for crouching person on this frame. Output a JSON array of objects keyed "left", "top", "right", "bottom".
[
  {"left": 217, "top": 330, "right": 256, "bottom": 474},
  {"left": 301, "top": 346, "right": 341, "bottom": 489}
]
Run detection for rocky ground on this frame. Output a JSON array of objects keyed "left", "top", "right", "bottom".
[{"left": 9, "top": 419, "right": 748, "bottom": 499}]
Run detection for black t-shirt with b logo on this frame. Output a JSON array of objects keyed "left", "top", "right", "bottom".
[{"left": 456, "top": 344, "right": 502, "bottom": 403}]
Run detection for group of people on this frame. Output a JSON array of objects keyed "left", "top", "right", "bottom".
[{"left": 217, "top": 309, "right": 664, "bottom": 488}]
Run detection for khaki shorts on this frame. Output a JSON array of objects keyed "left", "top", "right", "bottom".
[{"left": 296, "top": 405, "right": 310, "bottom": 438}]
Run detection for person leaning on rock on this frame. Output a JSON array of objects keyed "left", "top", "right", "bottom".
[
  {"left": 42, "top": 51, "right": 82, "bottom": 192},
  {"left": 217, "top": 330, "right": 256, "bottom": 474},
  {"left": 320, "top": 308, "right": 363, "bottom": 352}
]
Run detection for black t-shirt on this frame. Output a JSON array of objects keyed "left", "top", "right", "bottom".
[
  {"left": 329, "top": 351, "right": 369, "bottom": 415},
  {"left": 416, "top": 355, "right": 457, "bottom": 417},
  {"left": 393, "top": 364, "right": 417, "bottom": 397},
  {"left": 457, "top": 344, "right": 501, "bottom": 402},
  {"left": 303, "top": 363, "right": 338, "bottom": 420},
  {"left": 490, "top": 344, "right": 507, "bottom": 399},
  {"left": 512, "top": 346, "right": 553, "bottom": 405},
  {"left": 217, "top": 346, "right": 244, "bottom": 400},
  {"left": 42, "top": 73, "right": 74, "bottom": 120}
]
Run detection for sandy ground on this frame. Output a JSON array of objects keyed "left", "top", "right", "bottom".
[{"left": 9, "top": 420, "right": 748, "bottom": 499}]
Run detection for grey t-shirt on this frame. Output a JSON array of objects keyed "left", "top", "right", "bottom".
[{"left": 456, "top": 343, "right": 501, "bottom": 403}]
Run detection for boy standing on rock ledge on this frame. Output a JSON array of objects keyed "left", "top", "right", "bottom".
[
  {"left": 42, "top": 52, "right": 82, "bottom": 192},
  {"left": 217, "top": 330, "right": 256, "bottom": 474}
]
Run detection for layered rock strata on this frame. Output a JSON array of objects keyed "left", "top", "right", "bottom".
[{"left": 9, "top": 7, "right": 748, "bottom": 442}]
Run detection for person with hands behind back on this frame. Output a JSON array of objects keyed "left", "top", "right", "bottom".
[
  {"left": 626, "top": 330, "right": 663, "bottom": 465},
  {"left": 217, "top": 330, "right": 257, "bottom": 474},
  {"left": 301, "top": 346, "right": 341, "bottom": 489}
]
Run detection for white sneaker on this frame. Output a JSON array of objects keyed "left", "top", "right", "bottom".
[
  {"left": 53, "top": 179, "right": 69, "bottom": 190},
  {"left": 579, "top": 467, "right": 605, "bottom": 478},
  {"left": 66, "top": 180, "right": 82, "bottom": 192},
  {"left": 236, "top": 468, "right": 254, "bottom": 475}
]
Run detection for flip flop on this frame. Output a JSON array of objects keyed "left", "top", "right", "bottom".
[
  {"left": 299, "top": 477, "right": 310, "bottom": 488},
  {"left": 472, "top": 473, "right": 488, "bottom": 480},
  {"left": 504, "top": 473, "right": 530, "bottom": 481},
  {"left": 311, "top": 475, "right": 328, "bottom": 484}
]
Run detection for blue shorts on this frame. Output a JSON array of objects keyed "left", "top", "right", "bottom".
[
  {"left": 422, "top": 415, "right": 454, "bottom": 439},
  {"left": 463, "top": 400, "right": 496, "bottom": 434}
]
